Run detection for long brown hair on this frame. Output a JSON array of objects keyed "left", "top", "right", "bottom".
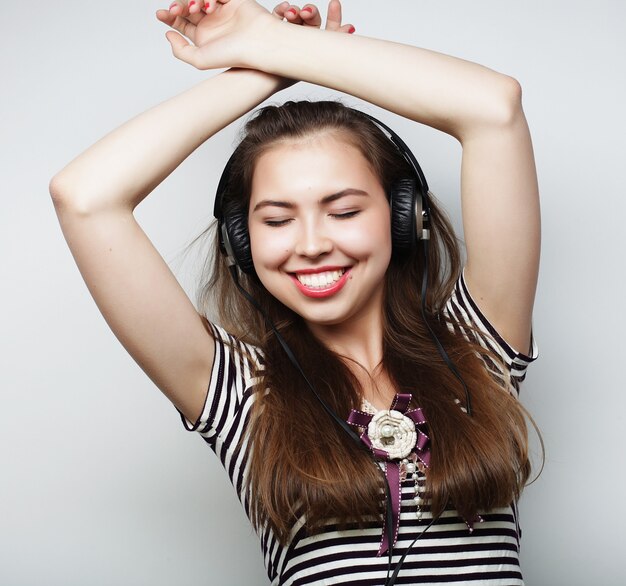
[{"left": 192, "top": 100, "right": 533, "bottom": 543}]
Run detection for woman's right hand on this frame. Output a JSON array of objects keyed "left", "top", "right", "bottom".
[
  {"left": 269, "top": 1, "right": 355, "bottom": 34},
  {"left": 155, "top": 0, "right": 354, "bottom": 71}
]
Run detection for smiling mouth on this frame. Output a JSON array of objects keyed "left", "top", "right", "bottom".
[
  {"left": 289, "top": 267, "right": 352, "bottom": 299},
  {"left": 295, "top": 269, "right": 346, "bottom": 289}
]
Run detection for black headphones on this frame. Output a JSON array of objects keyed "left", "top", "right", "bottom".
[{"left": 213, "top": 109, "right": 432, "bottom": 276}]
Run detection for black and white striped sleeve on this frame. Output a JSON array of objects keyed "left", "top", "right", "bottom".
[
  {"left": 443, "top": 268, "right": 538, "bottom": 393},
  {"left": 177, "top": 322, "right": 263, "bottom": 444}
]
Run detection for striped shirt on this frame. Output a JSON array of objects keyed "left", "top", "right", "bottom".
[{"left": 179, "top": 269, "right": 538, "bottom": 585}]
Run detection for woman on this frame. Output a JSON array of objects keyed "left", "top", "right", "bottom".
[{"left": 49, "top": 1, "right": 541, "bottom": 583}]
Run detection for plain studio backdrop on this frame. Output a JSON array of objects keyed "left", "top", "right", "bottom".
[{"left": 1, "top": 1, "right": 624, "bottom": 584}]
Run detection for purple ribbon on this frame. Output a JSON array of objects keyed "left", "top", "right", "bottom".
[{"left": 347, "top": 393, "right": 430, "bottom": 556}]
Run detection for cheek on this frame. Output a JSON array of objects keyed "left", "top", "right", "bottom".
[
  {"left": 249, "top": 225, "right": 292, "bottom": 270},
  {"left": 339, "top": 213, "right": 392, "bottom": 258}
]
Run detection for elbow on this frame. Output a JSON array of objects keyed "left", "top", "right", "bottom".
[
  {"left": 49, "top": 173, "right": 90, "bottom": 215},
  {"left": 49, "top": 173, "right": 70, "bottom": 207},
  {"left": 493, "top": 75, "right": 524, "bottom": 127},
  {"left": 457, "top": 75, "right": 525, "bottom": 142},
  {"left": 49, "top": 173, "right": 132, "bottom": 216}
]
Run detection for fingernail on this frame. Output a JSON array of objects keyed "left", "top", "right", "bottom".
[
  {"left": 348, "top": 26, "right": 356, "bottom": 34},
  {"left": 189, "top": 0, "right": 196, "bottom": 6},
  {"left": 301, "top": 7, "right": 313, "bottom": 13},
  {"left": 287, "top": 8, "right": 297, "bottom": 15},
  {"left": 169, "top": 2, "right": 177, "bottom": 9}
]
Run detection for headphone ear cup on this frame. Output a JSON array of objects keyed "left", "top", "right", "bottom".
[
  {"left": 224, "top": 210, "right": 256, "bottom": 275},
  {"left": 390, "top": 177, "right": 418, "bottom": 253}
]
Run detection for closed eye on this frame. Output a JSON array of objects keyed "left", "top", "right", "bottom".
[
  {"left": 264, "top": 218, "right": 293, "bottom": 227},
  {"left": 330, "top": 211, "right": 360, "bottom": 219}
]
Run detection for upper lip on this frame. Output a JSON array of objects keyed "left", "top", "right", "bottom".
[{"left": 289, "top": 265, "right": 350, "bottom": 275}]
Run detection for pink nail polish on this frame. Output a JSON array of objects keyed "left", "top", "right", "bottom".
[
  {"left": 301, "top": 7, "right": 313, "bottom": 13},
  {"left": 169, "top": 2, "right": 177, "bottom": 9},
  {"left": 348, "top": 26, "right": 356, "bottom": 34},
  {"left": 287, "top": 8, "right": 297, "bottom": 15},
  {"left": 189, "top": 0, "right": 196, "bottom": 6}
]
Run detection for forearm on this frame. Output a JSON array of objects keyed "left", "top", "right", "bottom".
[
  {"left": 50, "top": 68, "right": 287, "bottom": 212},
  {"left": 249, "top": 20, "right": 518, "bottom": 140}
]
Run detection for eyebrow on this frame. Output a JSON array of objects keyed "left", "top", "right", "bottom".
[{"left": 252, "top": 188, "right": 369, "bottom": 213}]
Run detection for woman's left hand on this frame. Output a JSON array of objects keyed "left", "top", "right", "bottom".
[
  {"left": 270, "top": 1, "right": 355, "bottom": 35},
  {"left": 156, "top": 0, "right": 354, "bottom": 71}
]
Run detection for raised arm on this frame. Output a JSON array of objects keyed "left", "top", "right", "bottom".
[
  {"left": 49, "top": 1, "right": 353, "bottom": 425},
  {"left": 252, "top": 7, "right": 539, "bottom": 355},
  {"left": 169, "top": 0, "right": 539, "bottom": 354},
  {"left": 49, "top": 68, "right": 286, "bottom": 425},
  {"left": 259, "top": 9, "right": 540, "bottom": 354}
]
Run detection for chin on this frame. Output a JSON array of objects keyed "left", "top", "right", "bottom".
[
  {"left": 280, "top": 304, "right": 344, "bottom": 326},
  {"left": 301, "top": 313, "right": 348, "bottom": 327}
]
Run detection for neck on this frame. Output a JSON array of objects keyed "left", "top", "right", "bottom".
[
  {"left": 307, "top": 300, "right": 385, "bottom": 374},
  {"left": 305, "top": 295, "right": 400, "bottom": 410}
]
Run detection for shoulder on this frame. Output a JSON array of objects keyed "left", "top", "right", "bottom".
[
  {"left": 209, "top": 322, "right": 265, "bottom": 374},
  {"left": 178, "top": 321, "right": 264, "bottom": 434},
  {"left": 443, "top": 268, "right": 538, "bottom": 390}
]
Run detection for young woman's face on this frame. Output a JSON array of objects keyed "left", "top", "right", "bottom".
[{"left": 248, "top": 132, "right": 392, "bottom": 329}]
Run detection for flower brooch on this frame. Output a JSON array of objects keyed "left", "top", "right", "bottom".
[{"left": 347, "top": 393, "right": 431, "bottom": 555}]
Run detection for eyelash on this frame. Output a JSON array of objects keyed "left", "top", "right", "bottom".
[{"left": 264, "top": 211, "right": 360, "bottom": 228}]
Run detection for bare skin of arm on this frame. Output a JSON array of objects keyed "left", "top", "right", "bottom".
[
  {"left": 49, "top": 2, "right": 353, "bottom": 424},
  {"left": 168, "top": 0, "right": 540, "bottom": 354},
  {"left": 50, "top": 69, "right": 286, "bottom": 424}
]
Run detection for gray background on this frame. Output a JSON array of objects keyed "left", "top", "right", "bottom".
[{"left": 2, "top": 0, "right": 624, "bottom": 584}]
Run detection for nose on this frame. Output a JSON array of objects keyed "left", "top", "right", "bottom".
[{"left": 294, "top": 217, "right": 333, "bottom": 259}]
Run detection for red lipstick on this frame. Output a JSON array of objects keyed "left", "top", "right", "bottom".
[{"left": 289, "top": 268, "right": 352, "bottom": 299}]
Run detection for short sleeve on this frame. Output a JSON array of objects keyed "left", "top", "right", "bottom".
[
  {"left": 177, "top": 322, "right": 264, "bottom": 443},
  {"left": 443, "top": 268, "right": 538, "bottom": 393}
]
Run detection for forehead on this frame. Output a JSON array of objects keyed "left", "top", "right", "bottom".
[{"left": 249, "top": 132, "right": 380, "bottom": 203}]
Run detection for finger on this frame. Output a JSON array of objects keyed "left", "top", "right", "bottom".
[
  {"left": 165, "top": 30, "right": 203, "bottom": 68},
  {"left": 162, "top": 1, "right": 200, "bottom": 27},
  {"left": 272, "top": 2, "right": 291, "bottom": 19},
  {"left": 187, "top": 0, "right": 203, "bottom": 17},
  {"left": 202, "top": 0, "right": 219, "bottom": 15},
  {"left": 156, "top": 8, "right": 177, "bottom": 26},
  {"left": 167, "top": 1, "right": 184, "bottom": 17},
  {"left": 185, "top": 1, "right": 206, "bottom": 24},
  {"left": 157, "top": 9, "right": 198, "bottom": 43},
  {"left": 325, "top": 0, "right": 342, "bottom": 31},
  {"left": 339, "top": 23, "right": 356, "bottom": 34},
  {"left": 168, "top": 0, "right": 204, "bottom": 23},
  {"left": 284, "top": 5, "right": 304, "bottom": 25},
  {"left": 300, "top": 5, "right": 322, "bottom": 27},
  {"left": 165, "top": 29, "right": 191, "bottom": 51}
]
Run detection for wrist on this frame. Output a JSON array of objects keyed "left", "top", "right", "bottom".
[
  {"left": 245, "top": 15, "right": 289, "bottom": 73},
  {"left": 223, "top": 66, "right": 295, "bottom": 99},
  {"left": 245, "top": 16, "right": 340, "bottom": 87},
  {"left": 227, "top": 65, "right": 292, "bottom": 88}
]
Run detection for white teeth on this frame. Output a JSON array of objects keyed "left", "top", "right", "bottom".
[{"left": 296, "top": 269, "right": 346, "bottom": 289}]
